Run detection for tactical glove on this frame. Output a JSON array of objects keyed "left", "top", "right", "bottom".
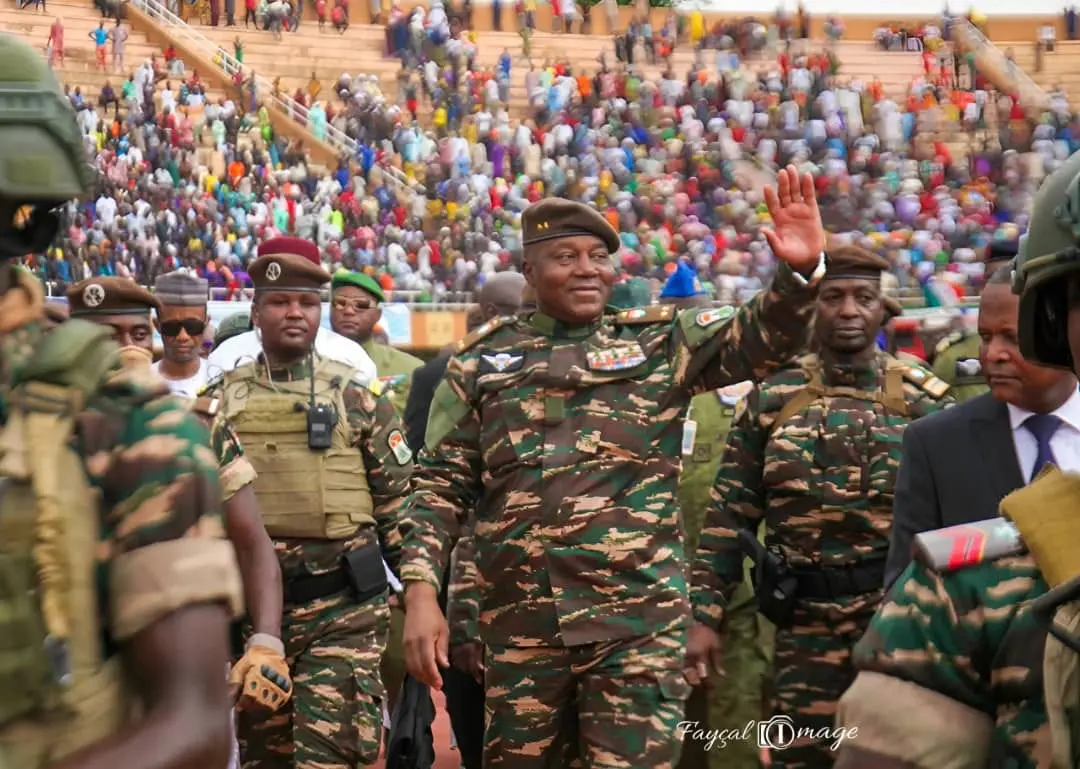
[{"left": 229, "top": 633, "right": 292, "bottom": 712}]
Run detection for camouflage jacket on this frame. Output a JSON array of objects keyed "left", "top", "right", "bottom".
[
  {"left": 837, "top": 552, "right": 1049, "bottom": 768},
  {"left": 202, "top": 357, "right": 410, "bottom": 579},
  {"left": 932, "top": 331, "right": 988, "bottom": 404},
  {"left": 447, "top": 527, "right": 480, "bottom": 647},
  {"left": 690, "top": 351, "right": 953, "bottom": 629},
  {"left": 399, "top": 265, "right": 818, "bottom": 648},
  {"left": 0, "top": 309, "right": 237, "bottom": 645}
]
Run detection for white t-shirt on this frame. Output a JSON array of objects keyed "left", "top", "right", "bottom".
[
  {"left": 152, "top": 358, "right": 212, "bottom": 400},
  {"left": 207, "top": 328, "right": 377, "bottom": 384}
]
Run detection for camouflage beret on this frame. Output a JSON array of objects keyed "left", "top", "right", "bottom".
[
  {"left": 521, "top": 198, "right": 620, "bottom": 254},
  {"left": 823, "top": 245, "right": 891, "bottom": 282},
  {"left": 67, "top": 277, "right": 161, "bottom": 316}
]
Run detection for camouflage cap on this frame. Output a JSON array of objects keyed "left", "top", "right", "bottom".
[
  {"left": 521, "top": 198, "right": 621, "bottom": 254},
  {"left": 67, "top": 277, "right": 161, "bottom": 316}
]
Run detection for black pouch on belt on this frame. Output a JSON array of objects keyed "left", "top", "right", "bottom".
[{"left": 341, "top": 541, "right": 389, "bottom": 604}]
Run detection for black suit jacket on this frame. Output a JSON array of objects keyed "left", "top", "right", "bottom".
[
  {"left": 403, "top": 352, "right": 451, "bottom": 457},
  {"left": 885, "top": 393, "right": 1025, "bottom": 589}
]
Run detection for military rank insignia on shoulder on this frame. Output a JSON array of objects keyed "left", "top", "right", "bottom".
[
  {"left": 935, "top": 330, "right": 966, "bottom": 357},
  {"left": 913, "top": 517, "right": 1025, "bottom": 573},
  {"left": 902, "top": 364, "right": 950, "bottom": 398},
  {"left": 613, "top": 305, "right": 674, "bottom": 325},
  {"left": 456, "top": 315, "right": 511, "bottom": 354}
]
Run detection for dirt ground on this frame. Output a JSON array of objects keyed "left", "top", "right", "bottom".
[{"left": 374, "top": 689, "right": 462, "bottom": 769}]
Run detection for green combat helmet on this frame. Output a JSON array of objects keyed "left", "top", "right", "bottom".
[
  {"left": 0, "top": 33, "right": 92, "bottom": 258},
  {"left": 1012, "top": 150, "right": 1080, "bottom": 371},
  {"left": 213, "top": 311, "right": 252, "bottom": 351}
]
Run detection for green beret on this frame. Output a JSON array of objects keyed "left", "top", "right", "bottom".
[
  {"left": 608, "top": 278, "right": 652, "bottom": 310},
  {"left": 214, "top": 312, "right": 251, "bottom": 348},
  {"left": 332, "top": 270, "right": 385, "bottom": 303},
  {"left": 521, "top": 198, "right": 621, "bottom": 254}
]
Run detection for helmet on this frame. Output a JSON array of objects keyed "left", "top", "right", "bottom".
[
  {"left": 0, "top": 34, "right": 91, "bottom": 256},
  {"left": 1012, "top": 151, "right": 1080, "bottom": 371}
]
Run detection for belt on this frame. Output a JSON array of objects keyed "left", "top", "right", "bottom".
[
  {"left": 283, "top": 568, "right": 350, "bottom": 606},
  {"left": 792, "top": 560, "right": 886, "bottom": 600}
]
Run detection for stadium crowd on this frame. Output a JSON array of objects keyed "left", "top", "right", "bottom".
[{"left": 32, "top": 4, "right": 1075, "bottom": 315}]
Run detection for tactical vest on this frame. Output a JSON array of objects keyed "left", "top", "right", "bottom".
[
  {"left": 0, "top": 320, "right": 128, "bottom": 767},
  {"left": 219, "top": 358, "right": 374, "bottom": 539},
  {"left": 769, "top": 355, "right": 909, "bottom": 433}
]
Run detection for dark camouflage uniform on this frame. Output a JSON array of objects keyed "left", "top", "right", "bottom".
[
  {"left": 837, "top": 550, "right": 1049, "bottom": 767},
  {"left": 399, "top": 265, "right": 818, "bottom": 769},
  {"left": 0, "top": 280, "right": 239, "bottom": 764},
  {"left": 214, "top": 357, "right": 410, "bottom": 769},
  {"left": 690, "top": 351, "right": 952, "bottom": 769},
  {"left": 678, "top": 386, "right": 774, "bottom": 769}
]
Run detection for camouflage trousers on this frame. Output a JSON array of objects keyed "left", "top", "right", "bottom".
[
  {"left": 484, "top": 628, "right": 691, "bottom": 769},
  {"left": 766, "top": 599, "right": 877, "bottom": 769},
  {"left": 237, "top": 590, "right": 390, "bottom": 769},
  {"left": 678, "top": 583, "right": 775, "bottom": 769},
  {"left": 379, "top": 605, "right": 407, "bottom": 717}
]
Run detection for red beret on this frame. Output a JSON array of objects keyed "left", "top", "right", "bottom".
[{"left": 258, "top": 236, "right": 321, "bottom": 267}]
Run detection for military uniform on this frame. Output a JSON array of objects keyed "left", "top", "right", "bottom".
[
  {"left": 690, "top": 349, "right": 952, "bottom": 769},
  {"left": 931, "top": 331, "right": 987, "bottom": 403},
  {"left": 835, "top": 138, "right": 1080, "bottom": 769},
  {"left": 399, "top": 197, "right": 823, "bottom": 768},
  {"left": 678, "top": 384, "right": 775, "bottom": 769},
  {"left": 0, "top": 267, "right": 243, "bottom": 766},
  {"left": 207, "top": 249, "right": 411, "bottom": 769}
]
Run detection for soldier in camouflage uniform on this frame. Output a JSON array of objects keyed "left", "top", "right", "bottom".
[
  {"left": 198, "top": 238, "right": 411, "bottom": 769},
  {"left": 931, "top": 240, "right": 1019, "bottom": 403},
  {"left": 0, "top": 32, "right": 242, "bottom": 768},
  {"left": 834, "top": 141, "right": 1080, "bottom": 769},
  {"left": 688, "top": 246, "right": 953, "bottom": 769},
  {"left": 399, "top": 166, "right": 830, "bottom": 768},
  {"left": 649, "top": 268, "right": 773, "bottom": 769}
]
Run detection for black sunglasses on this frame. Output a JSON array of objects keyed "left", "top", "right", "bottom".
[{"left": 160, "top": 318, "right": 207, "bottom": 338}]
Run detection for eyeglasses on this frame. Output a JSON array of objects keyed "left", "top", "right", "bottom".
[
  {"left": 333, "top": 298, "right": 377, "bottom": 313},
  {"left": 160, "top": 318, "right": 207, "bottom": 338}
]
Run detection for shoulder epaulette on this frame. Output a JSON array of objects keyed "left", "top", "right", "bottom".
[
  {"left": 901, "top": 363, "right": 950, "bottom": 398},
  {"left": 935, "top": 330, "right": 966, "bottom": 357},
  {"left": 913, "top": 517, "right": 1025, "bottom": 573},
  {"left": 613, "top": 304, "right": 675, "bottom": 325},
  {"left": 456, "top": 315, "right": 511, "bottom": 354}
]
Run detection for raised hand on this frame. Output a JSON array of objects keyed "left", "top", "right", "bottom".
[{"left": 761, "top": 164, "right": 826, "bottom": 275}]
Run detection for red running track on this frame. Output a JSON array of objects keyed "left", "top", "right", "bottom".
[{"left": 374, "top": 689, "right": 463, "bottom": 769}]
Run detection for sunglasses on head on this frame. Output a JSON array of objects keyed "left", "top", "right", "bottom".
[{"left": 160, "top": 318, "right": 207, "bottom": 338}]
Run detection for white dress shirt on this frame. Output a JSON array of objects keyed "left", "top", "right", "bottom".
[
  {"left": 207, "top": 327, "right": 377, "bottom": 384},
  {"left": 1007, "top": 387, "right": 1080, "bottom": 481}
]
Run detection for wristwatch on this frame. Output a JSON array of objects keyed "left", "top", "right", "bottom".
[{"left": 791, "top": 251, "right": 827, "bottom": 288}]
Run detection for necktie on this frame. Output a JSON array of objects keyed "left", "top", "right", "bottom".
[{"left": 1024, "top": 413, "right": 1063, "bottom": 482}]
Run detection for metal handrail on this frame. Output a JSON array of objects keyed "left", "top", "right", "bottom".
[
  {"left": 131, "top": 0, "right": 418, "bottom": 197},
  {"left": 950, "top": 17, "right": 1050, "bottom": 111}
]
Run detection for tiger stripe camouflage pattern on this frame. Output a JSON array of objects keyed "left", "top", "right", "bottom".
[
  {"left": 218, "top": 357, "right": 410, "bottom": 769},
  {"left": 691, "top": 351, "right": 951, "bottom": 769},
  {"left": 837, "top": 553, "right": 1050, "bottom": 768},
  {"left": 399, "top": 263, "right": 818, "bottom": 767}
]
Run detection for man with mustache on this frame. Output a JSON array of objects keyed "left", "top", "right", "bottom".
[
  {"left": 400, "top": 167, "right": 828, "bottom": 768},
  {"left": 687, "top": 245, "right": 953, "bottom": 769},
  {"left": 197, "top": 237, "right": 410, "bottom": 769}
]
